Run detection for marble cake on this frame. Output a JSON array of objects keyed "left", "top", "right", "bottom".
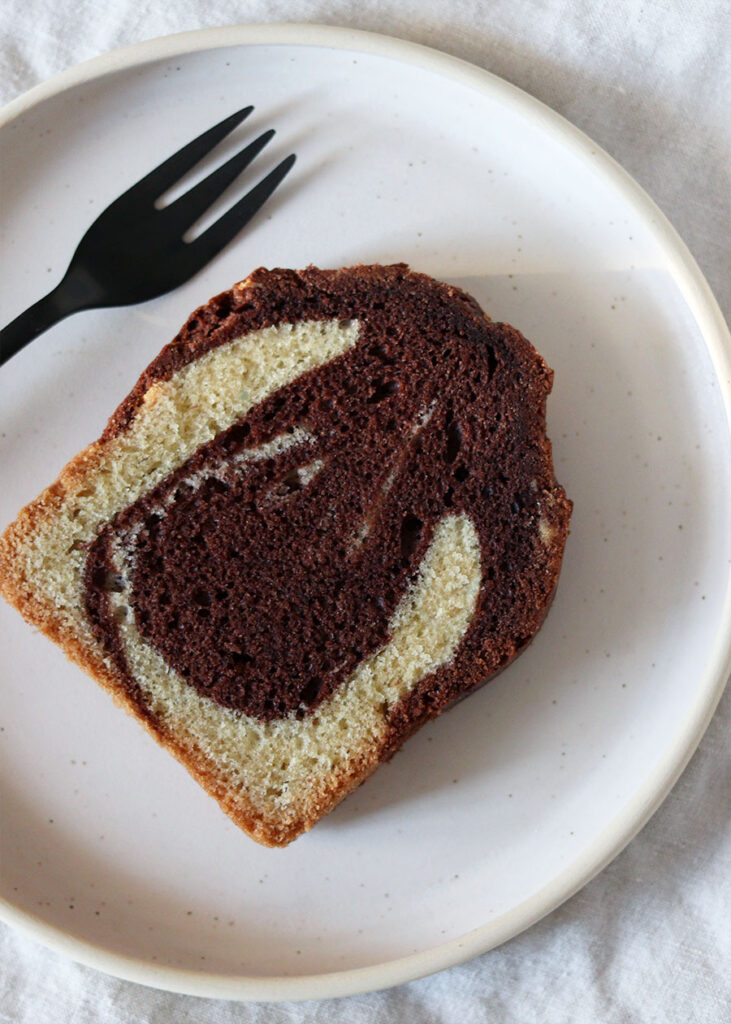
[{"left": 0, "top": 264, "right": 572, "bottom": 846}]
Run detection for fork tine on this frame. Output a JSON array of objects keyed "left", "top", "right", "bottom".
[
  {"left": 184, "top": 154, "right": 297, "bottom": 268},
  {"left": 161, "top": 129, "right": 276, "bottom": 232},
  {"left": 130, "top": 106, "right": 255, "bottom": 203}
]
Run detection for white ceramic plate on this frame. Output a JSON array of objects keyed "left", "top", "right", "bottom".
[{"left": 0, "top": 24, "right": 729, "bottom": 1003}]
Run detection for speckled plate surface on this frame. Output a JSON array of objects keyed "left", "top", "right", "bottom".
[{"left": 0, "top": 24, "right": 729, "bottom": 1002}]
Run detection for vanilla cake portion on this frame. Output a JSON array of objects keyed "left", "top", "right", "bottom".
[{"left": 0, "top": 264, "right": 572, "bottom": 846}]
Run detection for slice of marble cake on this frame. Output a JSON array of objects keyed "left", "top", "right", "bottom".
[{"left": 0, "top": 264, "right": 572, "bottom": 846}]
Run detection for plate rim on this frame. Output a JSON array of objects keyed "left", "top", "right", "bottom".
[{"left": 1, "top": 21, "right": 729, "bottom": 1003}]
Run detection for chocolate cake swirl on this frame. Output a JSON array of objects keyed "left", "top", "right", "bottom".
[{"left": 0, "top": 265, "right": 572, "bottom": 845}]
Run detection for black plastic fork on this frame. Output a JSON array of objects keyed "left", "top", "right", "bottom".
[{"left": 0, "top": 107, "right": 296, "bottom": 365}]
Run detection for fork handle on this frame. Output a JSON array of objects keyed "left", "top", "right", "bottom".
[{"left": 0, "top": 274, "right": 94, "bottom": 366}]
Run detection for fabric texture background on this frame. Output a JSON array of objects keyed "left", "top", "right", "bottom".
[{"left": 1, "top": 1, "right": 729, "bottom": 1021}]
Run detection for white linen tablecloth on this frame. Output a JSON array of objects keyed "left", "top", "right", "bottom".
[{"left": 1, "top": 2, "right": 729, "bottom": 1021}]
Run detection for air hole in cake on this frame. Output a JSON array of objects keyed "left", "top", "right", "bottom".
[
  {"left": 400, "top": 514, "right": 424, "bottom": 559},
  {"left": 192, "top": 588, "right": 211, "bottom": 607},
  {"left": 205, "top": 477, "right": 230, "bottom": 496},
  {"left": 373, "top": 341, "right": 396, "bottom": 362},
  {"left": 443, "top": 486, "right": 454, "bottom": 508},
  {"left": 231, "top": 651, "right": 253, "bottom": 668},
  {"left": 301, "top": 677, "right": 324, "bottom": 705},
  {"left": 214, "top": 292, "right": 234, "bottom": 317},
  {"left": 485, "top": 346, "right": 497, "bottom": 378},
  {"left": 368, "top": 380, "right": 399, "bottom": 404},
  {"left": 222, "top": 422, "right": 251, "bottom": 452},
  {"left": 174, "top": 484, "right": 192, "bottom": 504},
  {"left": 92, "top": 568, "right": 126, "bottom": 593},
  {"left": 446, "top": 420, "right": 462, "bottom": 463},
  {"left": 279, "top": 469, "right": 303, "bottom": 494},
  {"left": 454, "top": 464, "right": 470, "bottom": 483}
]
